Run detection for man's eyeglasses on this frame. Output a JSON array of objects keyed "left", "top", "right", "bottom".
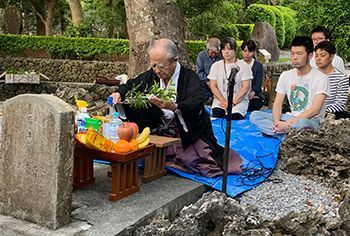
[
  {"left": 150, "top": 59, "right": 175, "bottom": 70},
  {"left": 151, "top": 63, "right": 167, "bottom": 70}
]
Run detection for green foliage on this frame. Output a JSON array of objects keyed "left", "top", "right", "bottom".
[
  {"left": 245, "top": 4, "right": 276, "bottom": 28},
  {"left": 287, "top": 0, "right": 350, "bottom": 61},
  {"left": 5, "top": 67, "right": 36, "bottom": 74},
  {"left": 82, "top": 0, "right": 126, "bottom": 38},
  {"left": 188, "top": 9, "right": 239, "bottom": 40},
  {"left": 0, "top": 34, "right": 214, "bottom": 64},
  {"left": 125, "top": 82, "right": 151, "bottom": 109},
  {"left": 217, "top": 24, "right": 239, "bottom": 41},
  {"left": 235, "top": 24, "right": 254, "bottom": 40},
  {"left": 188, "top": 12, "right": 222, "bottom": 38},
  {"left": 213, "top": 0, "right": 244, "bottom": 24},
  {"left": 186, "top": 40, "right": 206, "bottom": 63},
  {"left": 176, "top": 0, "right": 225, "bottom": 18},
  {"left": 125, "top": 82, "right": 177, "bottom": 109},
  {"left": 182, "top": 0, "right": 244, "bottom": 40},
  {"left": 276, "top": 6, "right": 296, "bottom": 48},
  {"left": 0, "top": 34, "right": 129, "bottom": 59},
  {"left": 64, "top": 18, "right": 94, "bottom": 38},
  {"left": 266, "top": 6, "right": 285, "bottom": 48},
  {"left": 148, "top": 83, "right": 177, "bottom": 101}
]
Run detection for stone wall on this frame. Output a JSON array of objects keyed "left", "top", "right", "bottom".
[
  {"left": 0, "top": 57, "right": 127, "bottom": 82},
  {"left": 263, "top": 62, "right": 292, "bottom": 75},
  {"left": 0, "top": 81, "right": 118, "bottom": 111}
]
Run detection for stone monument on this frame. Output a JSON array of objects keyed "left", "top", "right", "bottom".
[
  {"left": 251, "top": 22, "right": 280, "bottom": 61},
  {"left": 3, "top": 6, "right": 22, "bottom": 34},
  {"left": 0, "top": 94, "right": 75, "bottom": 229}
]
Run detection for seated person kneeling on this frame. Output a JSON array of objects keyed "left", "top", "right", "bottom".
[
  {"left": 250, "top": 36, "right": 330, "bottom": 139},
  {"left": 240, "top": 39, "right": 265, "bottom": 111},
  {"left": 208, "top": 37, "right": 253, "bottom": 119},
  {"left": 111, "top": 38, "right": 243, "bottom": 177}
]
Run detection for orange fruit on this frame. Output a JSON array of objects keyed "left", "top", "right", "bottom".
[{"left": 114, "top": 139, "right": 133, "bottom": 154}]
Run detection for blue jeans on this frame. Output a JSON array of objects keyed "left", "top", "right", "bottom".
[{"left": 250, "top": 110, "right": 321, "bottom": 139}]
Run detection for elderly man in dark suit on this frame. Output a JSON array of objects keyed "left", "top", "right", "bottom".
[{"left": 111, "top": 38, "right": 242, "bottom": 177}]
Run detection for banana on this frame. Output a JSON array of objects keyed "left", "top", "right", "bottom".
[
  {"left": 136, "top": 127, "right": 150, "bottom": 144},
  {"left": 138, "top": 137, "right": 150, "bottom": 149}
]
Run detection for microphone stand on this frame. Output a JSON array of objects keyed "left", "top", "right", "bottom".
[{"left": 222, "top": 76, "right": 235, "bottom": 194}]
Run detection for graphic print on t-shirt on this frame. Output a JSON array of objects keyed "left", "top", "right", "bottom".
[{"left": 289, "top": 84, "right": 309, "bottom": 112}]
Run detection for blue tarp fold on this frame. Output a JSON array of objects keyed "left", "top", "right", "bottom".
[{"left": 166, "top": 113, "right": 282, "bottom": 197}]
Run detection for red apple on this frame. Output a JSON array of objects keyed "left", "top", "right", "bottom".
[{"left": 117, "top": 123, "right": 134, "bottom": 142}]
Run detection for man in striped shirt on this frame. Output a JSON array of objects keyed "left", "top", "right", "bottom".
[{"left": 315, "top": 41, "right": 350, "bottom": 119}]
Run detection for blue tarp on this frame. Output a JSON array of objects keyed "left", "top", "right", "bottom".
[{"left": 166, "top": 112, "right": 282, "bottom": 197}]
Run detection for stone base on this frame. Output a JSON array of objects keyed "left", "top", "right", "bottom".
[{"left": 5, "top": 74, "right": 40, "bottom": 84}]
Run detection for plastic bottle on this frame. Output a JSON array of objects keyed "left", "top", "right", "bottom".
[
  {"left": 102, "top": 97, "right": 115, "bottom": 139},
  {"left": 76, "top": 105, "right": 90, "bottom": 134},
  {"left": 107, "top": 96, "right": 115, "bottom": 116},
  {"left": 109, "top": 112, "right": 122, "bottom": 143}
]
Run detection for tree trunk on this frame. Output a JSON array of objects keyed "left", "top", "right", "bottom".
[
  {"left": 27, "top": 0, "right": 58, "bottom": 36},
  {"left": 36, "top": 15, "right": 46, "bottom": 35},
  {"left": 45, "top": 0, "right": 58, "bottom": 36},
  {"left": 124, "top": 0, "right": 189, "bottom": 78},
  {"left": 67, "top": 0, "right": 84, "bottom": 28}
]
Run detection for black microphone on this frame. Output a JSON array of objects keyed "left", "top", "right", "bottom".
[{"left": 227, "top": 64, "right": 240, "bottom": 83}]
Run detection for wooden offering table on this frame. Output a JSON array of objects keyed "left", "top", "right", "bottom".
[
  {"left": 74, "top": 141, "right": 156, "bottom": 202},
  {"left": 143, "top": 135, "right": 181, "bottom": 183}
]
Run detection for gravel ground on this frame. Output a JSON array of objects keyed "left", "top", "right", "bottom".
[{"left": 238, "top": 167, "right": 340, "bottom": 221}]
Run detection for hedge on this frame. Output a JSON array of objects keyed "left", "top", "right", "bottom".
[
  {"left": 267, "top": 6, "right": 285, "bottom": 48},
  {"left": 0, "top": 34, "right": 129, "bottom": 60},
  {"left": 245, "top": 4, "right": 276, "bottom": 29},
  {"left": 217, "top": 23, "right": 239, "bottom": 41},
  {"left": 276, "top": 6, "right": 296, "bottom": 48},
  {"left": 0, "top": 34, "right": 219, "bottom": 64},
  {"left": 186, "top": 40, "right": 206, "bottom": 63},
  {"left": 235, "top": 24, "right": 254, "bottom": 40}
]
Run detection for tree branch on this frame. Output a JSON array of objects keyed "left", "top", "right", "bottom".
[{"left": 26, "top": 0, "right": 46, "bottom": 24}]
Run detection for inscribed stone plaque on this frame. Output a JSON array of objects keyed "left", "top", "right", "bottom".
[{"left": 0, "top": 94, "right": 75, "bottom": 229}]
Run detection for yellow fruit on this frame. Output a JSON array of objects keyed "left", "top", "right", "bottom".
[
  {"left": 129, "top": 139, "right": 139, "bottom": 150},
  {"left": 138, "top": 137, "right": 150, "bottom": 149},
  {"left": 135, "top": 127, "right": 150, "bottom": 144}
]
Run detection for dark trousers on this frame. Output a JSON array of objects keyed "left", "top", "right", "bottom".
[
  {"left": 212, "top": 107, "right": 245, "bottom": 120},
  {"left": 248, "top": 97, "right": 264, "bottom": 112},
  {"left": 333, "top": 111, "right": 350, "bottom": 120}
]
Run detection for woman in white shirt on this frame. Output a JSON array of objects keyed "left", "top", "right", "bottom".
[{"left": 208, "top": 37, "right": 253, "bottom": 119}]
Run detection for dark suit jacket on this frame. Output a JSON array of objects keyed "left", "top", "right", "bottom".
[
  {"left": 118, "top": 66, "right": 220, "bottom": 152},
  {"left": 251, "top": 59, "right": 265, "bottom": 100}
]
